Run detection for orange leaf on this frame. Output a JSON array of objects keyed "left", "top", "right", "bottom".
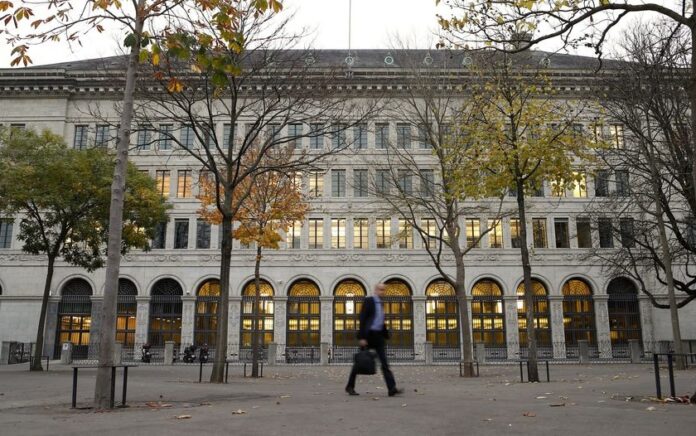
[{"left": 167, "top": 78, "right": 184, "bottom": 93}]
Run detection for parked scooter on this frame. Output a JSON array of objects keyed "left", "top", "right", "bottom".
[
  {"left": 199, "top": 344, "right": 210, "bottom": 364},
  {"left": 141, "top": 343, "right": 152, "bottom": 363},
  {"left": 183, "top": 345, "right": 197, "bottom": 363}
]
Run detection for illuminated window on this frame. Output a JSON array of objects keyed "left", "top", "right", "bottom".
[
  {"left": 177, "top": 170, "right": 192, "bottom": 198},
  {"left": 155, "top": 170, "right": 170, "bottom": 197},
  {"left": 571, "top": 172, "right": 587, "bottom": 198},
  {"left": 516, "top": 280, "right": 551, "bottom": 350},
  {"left": 532, "top": 218, "right": 547, "bottom": 248},
  {"left": 488, "top": 219, "right": 503, "bottom": 248},
  {"left": 333, "top": 280, "right": 367, "bottom": 346},
  {"left": 382, "top": 279, "right": 414, "bottom": 348},
  {"left": 240, "top": 280, "right": 275, "bottom": 350},
  {"left": 425, "top": 281, "right": 459, "bottom": 349},
  {"left": 510, "top": 218, "right": 522, "bottom": 248},
  {"left": 55, "top": 278, "right": 93, "bottom": 359},
  {"left": 353, "top": 218, "right": 368, "bottom": 249},
  {"left": 194, "top": 280, "right": 220, "bottom": 346},
  {"left": 466, "top": 218, "right": 480, "bottom": 248},
  {"left": 331, "top": 218, "right": 346, "bottom": 249},
  {"left": 287, "top": 280, "right": 321, "bottom": 350},
  {"left": 562, "top": 279, "right": 596, "bottom": 351},
  {"left": 422, "top": 218, "right": 438, "bottom": 250},
  {"left": 471, "top": 280, "right": 506, "bottom": 349},
  {"left": 376, "top": 218, "right": 391, "bottom": 248},
  {"left": 609, "top": 124, "right": 624, "bottom": 148},
  {"left": 309, "top": 172, "right": 323, "bottom": 198},
  {"left": 398, "top": 219, "right": 413, "bottom": 249},
  {"left": 148, "top": 278, "right": 183, "bottom": 347},
  {"left": 308, "top": 218, "right": 323, "bottom": 249},
  {"left": 287, "top": 221, "right": 302, "bottom": 249}
]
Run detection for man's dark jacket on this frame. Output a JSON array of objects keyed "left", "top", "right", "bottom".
[{"left": 358, "top": 296, "right": 390, "bottom": 340}]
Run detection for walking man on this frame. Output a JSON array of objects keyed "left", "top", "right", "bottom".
[{"left": 345, "top": 282, "right": 402, "bottom": 396}]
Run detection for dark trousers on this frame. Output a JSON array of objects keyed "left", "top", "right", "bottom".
[{"left": 346, "top": 331, "right": 396, "bottom": 391}]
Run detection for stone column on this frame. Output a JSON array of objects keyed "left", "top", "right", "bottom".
[
  {"left": 89, "top": 297, "right": 103, "bottom": 358},
  {"left": 593, "top": 295, "right": 612, "bottom": 359},
  {"left": 638, "top": 296, "right": 655, "bottom": 353},
  {"left": 274, "top": 296, "right": 287, "bottom": 362},
  {"left": 134, "top": 296, "right": 150, "bottom": 351},
  {"left": 319, "top": 296, "right": 333, "bottom": 345},
  {"left": 228, "top": 296, "right": 242, "bottom": 359},
  {"left": 43, "top": 297, "right": 60, "bottom": 359},
  {"left": 181, "top": 295, "right": 195, "bottom": 348},
  {"left": 548, "top": 295, "right": 566, "bottom": 359},
  {"left": 412, "top": 295, "right": 426, "bottom": 360},
  {"left": 503, "top": 296, "right": 520, "bottom": 360}
]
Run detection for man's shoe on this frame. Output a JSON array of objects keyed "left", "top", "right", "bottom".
[
  {"left": 345, "top": 387, "right": 359, "bottom": 396},
  {"left": 388, "top": 388, "right": 403, "bottom": 397}
]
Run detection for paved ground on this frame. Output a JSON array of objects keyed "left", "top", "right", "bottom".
[{"left": 0, "top": 362, "right": 694, "bottom": 435}]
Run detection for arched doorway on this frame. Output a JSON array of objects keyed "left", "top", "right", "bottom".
[
  {"left": 383, "top": 279, "right": 414, "bottom": 360},
  {"left": 240, "top": 279, "right": 274, "bottom": 360},
  {"left": 195, "top": 279, "right": 220, "bottom": 347},
  {"left": 116, "top": 278, "right": 137, "bottom": 348},
  {"left": 55, "top": 278, "right": 93, "bottom": 359},
  {"left": 562, "top": 278, "right": 597, "bottom": 358},
  {"left": 516, "top": 279, "right": 552, "bottom": 358},
  {"left": 607, "top": 277, "right": 642, "bottom": 358},
  {"left": 425, "top": 280, "right": 460, "bottom": 361},
  {"left": 286, "top": 279, "right": 320, "bottom": 363},
  {"left": 332, "top": 279, "right": 366, "bottom": 362},
  {"left": 148, "top": 278, "right": 183, "bottom": 349},
  {"left": 471, "top": 279, "right": 507, "bottom": 360}
]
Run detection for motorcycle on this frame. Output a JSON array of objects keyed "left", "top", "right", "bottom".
[
  {"left": 183, "top": 345, "right": 197, "bottom": 363},
  {"left": 199, "top": 344, "right": 210, "bottom": 364},
  {"left": 141, "top": 343, "right": 152, "bottom": 363}
]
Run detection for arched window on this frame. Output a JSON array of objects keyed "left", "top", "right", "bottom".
[
  {"left": 425, "top": 281, "right": 459, "bottom": 356},
  {"left": 516, "top": 279, "right": 552, "bottom": 356},
  {"left": 116, "top": 278, "right": 137, "bottom": 347},
  {"left": 333, "top": 280, "right": 366, "bottom": 348},
  {"left": 148, "top": 278, "right": 183, "bottom": 347},
  {"left": 55, "top": 278, "right": 93, "bottom": 359},
  {"left": 240, "top": 279, "right": 274, "bottom": 355},
  {"left": 562, "top": 278, "right": 596, "bottom": 357},
  {"left": 607, "top": 277, "right": 642, "bottom": 357},
  {"left": 195, "top": 279, "right": 220, "bottom": 347},
  {"left": 383, "top": 279, "right": 414, "bottom": 351},
  {"left": 471, "top": 279, "right": 506, "bottom": 357},
  {"left": 286, "top": 280, "right": 320, "bottom": 362}
]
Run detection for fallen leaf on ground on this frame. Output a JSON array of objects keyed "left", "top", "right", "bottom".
[
  {"left": 232, "top": 409, "right": 247, "bottom": 415},
  {"left": 646, "top": 407, "right": 656, "bottom": 411},
  {"left": 401, "top": 404, "right": 407, "bottom": 407},
  {"left": 549, "top": 403, "right": 565, "bottom": 407},
  {"left": 536, "top": 396, "right": 547, "bottom": 399},
  {"left": 175, "top": 415, "right": 191, "bottom": 419},
  {"left": 372, "top": 397, "right": 380, "bottom": 401},
  {"left": 482, "top": 418, "right": 492, "bottom": 422},
  {"left": 279, "top": 395, "right": 291, "bottom": 398},
  {"left": 146, "top": 402, "right": 172, "bottom": 409},
  {"left": 523, "top": 412, "right": 536, "bottom": 417}
]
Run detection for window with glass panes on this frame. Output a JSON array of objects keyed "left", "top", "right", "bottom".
[
  {"left": 331, "top": 218, "right": 346, "bottom": 249},
  {"left": 286, "top": 280, "right": 320, "bottom": 347},
  {"left": 376, "top": 169, "right": 390, "bottom": 194},
  {"left": 331, "top": 169, "right": 346, "bottom": 197},
  {"left": 308, "top": 218, "right": 323, "bottom": 249},
  {"left": 73, "top": 125, "right": 88, "bottom": 149},
  {"left": 375, "top": 123, "right": 389, "bottom": 149},
  {"left": 417, "top": 124, "right": 430, "bottom": 148},
  {"left": 396, "top": 123, "right": 411, "bottom": 148},
  {"left": 620, "top": 218, "right": 634, "bottom": 248},
  {"left": 488, "top": 219, "right": 503, "bottom": 248},
  {"left": 532, "top": 218, "right": 547, "bottom": 248},
  {"left": 471, "top": 280, "right": 506, "bottom": 348},
  {"left": 155, "top": 170, "right": 170, "bottom": 197},
  {"left": 136, "top": 125, "right": 152, "bottom": 150},
  {"left": 510, "top": 218, "right": 522, "bottom": 248},
  {"left": 517, "top": 280, "right": 551, "bottom": 348},
  {"left": 309, "top": 172, "right": 323, "bottom": 198},
  {"left": 572, "top": 172, "right": 587, "bottom": 198},
  {"left": 598, "top": 218, "right": 614, "bottom": 248},
  {"left": 554, "top": 218, "right": 570, "bottom": 248},
  {"left": 397, "top": 169, "right": 412, "bottom": 194},
  {"left": 562, "top": 279, "right": 596, "bottom": 349},
  {"left": 615, "top": 170, "right": 630, "bottom": 196},
  {"left": 550, "top": 179, "right": 566, "bottom": 197},
  {"left": 595, "top": 170, "right": 609, "bottom": 197},
  {"left": 151, "top": 222, "right": 167, "bottom": 249},
  {"left": 354, "top": 123, "right": 367, "bottom": 149},
  {"left": 425, "top": 281, "right": 459, "bottom": 347},
  {"left": 353, "top": 218, "right": 368, "bottom": 249},
  {"left": 376, "top": 218, "right": 390, "bottom": 248},
  {"left": 196, "top": 219, "right": 211, "bottom": 249},
  {"left": 398, "top": 219, "right": 413, "bottom": 249},
  {"left": 466, "top": 218, "right": 480, "bottom": 248},
  {"left": 333, "top": 280, "right": 366, "bottom": 346},
  {"left": 148, "top": 279, "right": 183, "bottom": 346},
  {"left": 116, "top": 279, "right": 137, "bottom": 347},
  {"left": 420, "top": 169, "right": 434, "bottom": 197},
  {"left": 158, "top": 124, "right": 173, "bottom": 150},
  {"left": 240, "top": 280, "right": 274, "bottom": 349},
  {"left": 0, "top": 219, "right": 13, "bottom": 249},
  {"left": 353, "top": 169, "right": 368, "bottom": 197},
  {"left": 95, "top": 124, "right": 110, "bottom": 147},
  {"left": 576, "top": 217, "right": 592, "bottom": 248},
  {"left": 422, "top": 218, "right": 437, "bottom": 249},
  {"left": 177, "top": 170, "right": 192, "bottom": 198},
  {"left": 222, "top": 123, "right": 233, "bottom": 149},
  {"left": 609, "top": 124, "right": 624, "bottom": 148},
  {"left": 288, "top": 123, "right": 302, "bottom": 148},
  {"left": 287, "top": 221, "right": 302, "bottom": 249},
  {"left": 266, "top": 123, "right": 280, "bottom": 142},
  {"left": 331, "top": 123, "right": 346, "bottom": 149},
  {"left": 181, "top": 125, "right": 195, "bottom": 149},
  {"left": 607, "top": 277, "right": 642, "bottom": 351},
  {"left": 309, "top": 123, "right": 324, "bottom": 149},
  {"left": 55, "top": 278, "right": 92, "bottom": 359},
  {"left": 174, "top": 219, "right": 189, "bottom": 249},
  {"left": 195, "top": 280, "right": 220, "bottom": 346},
  {"left": 383, "top": 280, "right": 414, "bottom": 348},
  {"left": 203, "top": 124, "right": 216, "bottom": 148}
]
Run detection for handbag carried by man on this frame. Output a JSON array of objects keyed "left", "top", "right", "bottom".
[{"left": 353, "top": 348, "right": 376, "bottom": 375}]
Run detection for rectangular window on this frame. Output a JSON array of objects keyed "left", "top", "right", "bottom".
[
  {"left": 287, "top": 221, "right": 302, "bottom": 249},
  {"left": 420, "top": 169, "right": 434, "bottom": 197},
  {"left": 609, "top": 124, "right": 624, "bottom": 149},
  {"left": 615, "top": 170, "right": 630, "bottom": 196},
  {"left": 73, "top": 125, "right": 88, "bottom": 149},
  {"left": 572, "top": 172, "right": 587, "bottom": 198},
  {"left": 353, "top": 218, "right": 368, "bottom": 249},
  {"left": 595, "top": 170, "right": 609, "bottom": 197},
  {"left": 376, "top": 169, "right": 390, "bottom": 195},
  {"left": 288, "top": 123, "right": 302, "bottom": 149},
  {"left": 532, "top": 182, "right": 545, "bottom": 197},
  {"left": 466, "top": 218, "right": 480, "bottom": 248},
  {"left": 181, "top": 125, "right": 195, "bottom": 149},
  {"left": 309, "top": 172, "right": 323, "bottom": 198},
  {"left": 159, "top": 124, "right": 174, "bottom": 150},
  {"left": 375, "top": 123, "right": 389, "bottom": 149},
  {"left": 423, "top": 218, "right": 437, "bottom": 250},
  {"left": 203, "top": 124, "right": 217, "bottom": 148},
  {"left": 598, "top": 218, "right": 614, "bottom": 248},
  {"left": 550, "top": 179, "right": 566, "bottom": 197},
  {"left": 266, "top": 123, "right": 280, "bottom": 142},
  {"left": 95, "top": 124, "right": 110, "bottom": 147},
  {"left": 532, "top": 218, "right": 547, "bottom": 248},
  {"left": 0, "top": 219, "right": 13, "bottom": 249},
  {"left": 397, "top": 169, "right": 413, "bottom": 195},
  {"left": 152, "top": 222, "right": 167, "bottom": 249},
  {"left": 510, "top": 218, "right": 522, "bottom": 248},
  {"left": 331, "top": 123, "right": 347, "bottom": 149},
  {"left": 155, "top": 170, "right": 170, "bottom": 197},
  {"left": 308, "top": 218, "right": 323, "bottom": 249},
  {"left": 354, "top": 123, "right": 367, "bottom": 149},
  {"left": 396, "top": 123, "right": 411, "bottom": 149},
  {"left": 196, "top": 219, "right": 211, "bottom": 249},
  {"left": 554, "top": 218, "right": 570, "bottom": 248},
  {"left": 331, "top": 169, "right": 346, "bottom": 197},
  {"left": 177, "top": 170, "right": 192, "bottom": 198},
  {"left": 398, "top": 219, "right": 413, "bottom": 249},
  {"left": 331, "top": 218, "right": 346, "bottom": 249},
  {"left": 376, "top": 218, "right": 391, "bottom": 249},
  {"left": 488, "top": 219, "right": 503, "bottom": 248},
  {"left": 309, "top": 123, "right": 324, "bottom": 149},
  {"left": 593, "top": 122, "right": 604, "bottom": 143},
  {"left": 174, "top": 219, "right": 189, "bottom": 249},
  {"left": 417, "top": 124, "right": 430, "bottom": 149},
  {"left": 353, "top": 169, "right": 368, "bottom": 198},
  {"left": 136, "top": 125, "right": 151, "bottom": 150},
  {"left": 222, "top": 123, "right": 233, "bottom": 149},
  {"left": 620, "top": 218, "right": 634, "bottom": 248},
  {"left": 576, "top": 217, "right": 592, "bottom": 248}
]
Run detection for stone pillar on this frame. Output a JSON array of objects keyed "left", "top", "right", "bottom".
[
  {"left": 503, "top": 296, "right": 520, "bottom": 360},
  {"left": 548, "top": 295, "right": 566, "bottom": 359},
  {"left": 629, "top": 339, "right": 642, "bottom": 363},
  {"left": 577, "top": 339, "right": 589, "bottom": 364},
  {"left": 88, "top": 297, "right": 103, "bottom": 358},
  {"left": 267, "top": 342, "right": 277, "bottom": 366},
  {"left": 181, "top": 295, "right": 195, "bottom": 349},
  {"left": 164, "top": 341, "right": 175, "bottom": 365},
  {"left": 43, "top": 298, "right": 60, "bottom": 360},
  {"left": 320, "top": 296, "right": 333, "bottom": 346},
  {"left": 134, "top": 296, "right": 150, "bottom": 352},
  {"left": 593, "top": 295, "right": 612, "bottom": 359},
  {"left": 320, "top": 342, "right": 330, "bottom": 365},
  {"left": 475, "top": 342, "right": 486, "bottom": 363},
  {"left": 424, "top": 341, "right": 433, "bottom": 365},
  {"left": 0, "top": 341, "right": 11, "bottom": 365},
  {"left": 113, "top": 342, "right": 123, "bottom": 365},
  {"left": 638, "top": 296, "right": 655, "bottom": 353},
  {"left": 412, "top": 296, "right": 426, "bottom": 360},
  {"left": 274, "top": 296, "right": 287, "bottom": 361},
  {"left": 60, "top": 342, "right": 73, "bottom": 365},
  {"left": 228, "top": 296, "right": 241, "bottom": 359}
]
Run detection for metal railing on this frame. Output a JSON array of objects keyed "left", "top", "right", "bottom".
[{"left": 284, "top": 346, "right": 320, "bottom": 364}]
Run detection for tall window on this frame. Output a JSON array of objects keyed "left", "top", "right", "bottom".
[
  {"left": 95, "top": 124, "right": 110, "bottom": 147},
  {"left": 309, "top": 172, "right": 323, "bottom": 198},
  {"left": 73, "top": 125, "right": 88, "bottom": 149},
  {"left": 196, "top": 219, "right": 211, "bottom": 249},
  {"left": 576, "top": 217, "right": 592, "bottom": 248},
  {"left": 203, "top": 124, "right": 217, "bottom": 148},
  {"left": 375, "top": 122, "right": 389, "bottom": 149},
  {"left": 598, "top": 218, "right": 614, "bottom": 248},
  {"left": 615, "top": 170, "right": 630, "bottom": 196},
  {"left": 532, "top": 218, "right": 547, "bottom": 248},
  {"left": 353, "top": 218, "right": 368, "bottom": 249},
  {"left": 471, "top": 280, "right": 506, "bottom": 350},
  {"left": 159, "top": 124, "right": 174, "bottom": 150},
  {"left": 331, "top": 169, "right": 346, "bottom": 197},
  {"left": 331, "top": 218, "right": 346, "bottom": 249},
  {"left": 398, "top": 219, "right": 413, "bottom": 249},
  {"left": 607, "top": 277, "right": 642, "bottom": 356},
  {"left": 420, "top": 169, "right": 434, "bottom": 197},
  {"left": 397, "top": 169, "right": 413, "bottom": 195},
  {"left": 136, "top": 125, "right": 151, "bottom": 150},
  {"left": 376, "top": 169, "right": 390, "bottom": 195},
  {"left": 287, "top": 280, "right": 321, "bottom": 351},
  {"left": 382, "top": 279, "right": 414, "bottom": 348},
  {"left": 148, "top": 279, "right": 183, "bottom": 347},
  {"left": 0, "top": 219, "right": 13, "bottom": 249},
  {"left": 550, "top": 179, "right": 566, "bottom": 197},
  {"left": 354, "top": 123, "right": 367, "bottom": 149},
  {"left": 465, "top": 218, "right": 480, "bottom": 248},
  {"left": 595, "top": 170, "right": 609, "bottom": 197},
  {"left": 240, "top": 280, "right": 274, "bottom": 351},
  {"left": 288, "top": 123, "right": 302, "bottom": 149},
  {"left": 571, "top": 172, "right": 587, "bottom": 198},
  {"left": 222, "top": 123, "right": 234, "bottom": 149},
  {"left": 309, "top": 123, "right": 324, "bottom": 149},
  {"left": 517, "top": 280, "right": 551, "bottom": 350},
  {"left": 308, "top": 218, "right": 323, "bottom": 249},
  {"left": 181, "top": 125, "right": 195, "bottom": 149},
  {"left": 177, "top": 170, "right": 192, "bottom": 198},
  {"left": 353, "top": 169, "right": 368, "bottom": 197},
  {"left": 331, "top": 123, "right": 347, "bottom": 149},
  {"left": 287, "top": 221, "right": 302, "bottom": 249},
  {"left": 116, "top": 279, "right": 137, "bottom": 347},
  {"left": 425, "top": 281, "right": 459, "bottom": 348},
  {"left": 562, "top": 279, "right": 596, "bottom": 350},
  {"left": 417, "top": 124, "right": 430, "bottom": 149},
  {"left": 609, "top": 124, "right": 624, "bottom": 148},
  {"left": 195, "top": 280, "right": 220, "bottom": 346},
  {"left": 55, "top": 279, "right": 93, "bottom": 359},
  {"left": 554, "top": 218, "right": 570, "bottom": 248},
  {"left": 376, "top": 218, "right": 391, "bottom": 248},
  {"left": 396, "top": 123, "right": 411, "bottom": 149},
  {"left": 174, "top": 219, "right": 189, "bottom": 249},
  {"left": 620, "top": 218, "right": 634, "bottom": 248},
  {"left": 488, "top": 219, "right": 503, "bottom": 248},
  {"left": 155, "top": 170, "right": 170, "bottom": 197},
  {"left": 422, "top": 218, "right": 437, "bottom": 249},
  {"left": 152, "top": 222, "right": 167, "bottom": 249},
  {"left": 333, "top": 280, "right": 366, "bottom": 346},
  {"left": 266, "top": 123, "right": 280, "bottom": 142},
  {"left": 510, "top": 218, "right": 522, "bottom": 248}
]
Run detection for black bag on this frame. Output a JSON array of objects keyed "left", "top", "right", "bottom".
[{"left": 353, "top": 349, "right": 376, "bottom": 375}]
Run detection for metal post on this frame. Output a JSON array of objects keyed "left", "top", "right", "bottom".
[
  {"left": 199, "top": 360, "right": 203, "bottom": 383},
  {"left": 546, "top": 360, "right": 550, "bottom": 382},
  {"left": 225, "top": 361, "right": 229, "bottom": 384},
  {"left": 110, "top": 366, "right": 116, "bottom": 409},
  {"left": 122, "top": 366, "right": 128, "bottom": 407},
  {"left": 243, "top": 363, "right": 247, "bottom": 377},
  {"left": 45, "top": 356, "right": 49, "bottom": 372},
  {"left": 71, "top": 367, "right": 78, "bottom": 408},
  {"left": 667, "top": 353, "right": 675, "bottom": 398},
  {"left": 475, "top": 361, "right": 479, "bottom": 377},
  {"left": 653, "top": 353, "right": 661, "bottom": 399},
  {"left": 519, "top": 361, "right": 524, "bottom": 382},
  {"left": 260, "top": 361, "right": 264, "bottom": 377}
]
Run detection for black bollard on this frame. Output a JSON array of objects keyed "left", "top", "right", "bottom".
[
  {"left": 653, "top": 353, "right": 661, "bottom": 399},
  {"left": 667, "top": 353, "right": 675, "bottom": 398}
]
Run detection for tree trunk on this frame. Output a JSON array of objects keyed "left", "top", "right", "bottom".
[
  {"left": 210, "top": 214, "right": 233, "bottom": 382},
  {"left": 516, "top": 180, "right": 539, "bottom": 382},
  {"left": 31, "top": 255, "right": 55, "bottom": 371},
  {"left": 690, "top": 28, "right": 696, "bottom": 214},
  {"left": 455, "top": 256, "right": 475, "bottom": 377},
  {"left": 93, "top": 2, "right": 146, "bottom": 409},
  {"left": 251, "top": 245, "right": 262, "bottom": 377}
]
